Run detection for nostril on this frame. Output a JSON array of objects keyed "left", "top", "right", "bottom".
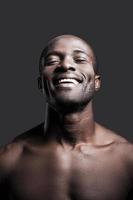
[
  {"left": 69, "top": 66, "right": 75, "bottom": 71},
  {"left": 54, "top": 65, "right": 75, "bottom": 73}
]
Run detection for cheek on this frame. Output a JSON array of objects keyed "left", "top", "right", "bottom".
[
  {"left": 80, "top": 64, "right": 95, "bottom": 79},
  {"left": 42, "top": 68, "right": 56, "bottom": 95},
  {"left": 84, "top": 72, "right": 95, "bottom": 84},
  {"left": 82, "top": 70, "right": 95, "bottom": 91},
  {"left": 42, "top": 68, "right": 53, "bottom": 81}
]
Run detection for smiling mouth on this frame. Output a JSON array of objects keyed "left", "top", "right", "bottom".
[
  {"left": 58, "top": 78, "right": 78, "bottom": 84},
  {"left": 53, "top": 77, "right": 82, "bottom": 88}
]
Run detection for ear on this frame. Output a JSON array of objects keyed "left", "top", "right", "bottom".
[{"left": 95, "top": 75, "right": 101, "bottom": 91}]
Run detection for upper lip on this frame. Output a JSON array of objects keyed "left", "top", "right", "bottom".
[{"left": 53, "top": 74, "right": 83, "bottom": 85}]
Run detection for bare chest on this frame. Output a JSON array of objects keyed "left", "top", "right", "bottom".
[{"left": 8, "top": 148, "right": 131, "bottom": 200}]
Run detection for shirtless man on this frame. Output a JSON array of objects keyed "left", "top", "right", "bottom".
[{"left": 0, "top": 34, "right": 133, "bottom": 200}]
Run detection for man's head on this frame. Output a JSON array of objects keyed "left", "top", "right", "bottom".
[{"left": 39, "top": 35, "right": 101, "bottom": 112}]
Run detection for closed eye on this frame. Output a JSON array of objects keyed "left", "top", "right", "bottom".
[
  {"left": 45, "top": 60, "right": 60, "bottom": 66},
  {"left": 74, "top": 58, "right": 87, "bottom": 64}
]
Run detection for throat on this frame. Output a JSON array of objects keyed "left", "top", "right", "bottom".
[
  {"left": 61, "top": 114, "right": 95, "bottom": 144},
  {"left": 44, "top": 103, "right": 95, "bottom": 145}
]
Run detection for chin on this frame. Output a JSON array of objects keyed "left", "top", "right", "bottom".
[
  {"left": 54, "top": 92, "right": 83, "bottom": 103},
  {"left": 49, "top": 95, "right": 92, "bottom": 113},
  {"left": 47, "top": 86, "right": 95, "bottom": 111}
]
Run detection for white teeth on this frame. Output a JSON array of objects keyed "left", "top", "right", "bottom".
[{"left": 58, "top": 78, "right": 78, "bottom": 84}]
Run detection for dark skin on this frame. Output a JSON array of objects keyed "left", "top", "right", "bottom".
[{"left": 0, "top": 35, "right": 133, "bottom": 200}]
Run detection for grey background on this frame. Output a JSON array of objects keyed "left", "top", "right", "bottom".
[{"left": 0, "top": 0, "right": 133, "bottom": 145}]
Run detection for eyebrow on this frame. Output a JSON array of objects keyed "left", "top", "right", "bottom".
[
  {"left": 73, "top": 50, "right": 89, "bottom": 56},
  {"left": 45, "top": 49, "right": 91, "bottom": 58},
  {"left": 45, "top": 51, "right": 64, "bottom": 58},
  {"left": 73, "top": 50, "right": 93, "bottom": 61}
]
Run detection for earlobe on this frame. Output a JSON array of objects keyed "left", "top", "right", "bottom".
[{"left": 95, "top": 75, "right": 101, "bottom": 91}]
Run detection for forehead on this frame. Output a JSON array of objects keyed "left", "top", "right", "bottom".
[{"left": 46, "top": 36, "right": 93, "bottom": 56}]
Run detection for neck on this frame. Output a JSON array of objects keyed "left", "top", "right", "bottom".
[{"left": 44, "top": 101, "right": 96, "bottom": 145}]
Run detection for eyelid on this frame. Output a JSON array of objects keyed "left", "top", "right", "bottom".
[
  {"left": 45, "top": 56, "right": 60, "bottom": 62},
  {"left": 75, "top": 57, "right": 86, "bottom": 60},
  {"left": 74, "top": 56, "right": 87, "bottom": 61},
  {"left": 45, "top": 58, "right": 60, "bottom": 66}
]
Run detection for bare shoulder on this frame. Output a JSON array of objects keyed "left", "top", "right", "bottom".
[
  {"left": 0, "top": 123, "right": 45, "bottom": 176},
  {"left": 95, "top": 122, "right": 128, "bottom": 145},
  {"left": 0, "top": 141, "right": 24, "bottom": 177},
  {"left": 96, "top": 122, "right": 133, "bottom": 165}
]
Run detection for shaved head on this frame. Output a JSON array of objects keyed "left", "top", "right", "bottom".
[{"left": 39, "top": 34, "right": 99, "bottom": 74}]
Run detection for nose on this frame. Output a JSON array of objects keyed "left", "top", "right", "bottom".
[{"left": 59, "top": 55, "right": 75, "bottom": 71}]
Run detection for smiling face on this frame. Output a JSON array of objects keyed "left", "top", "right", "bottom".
[{"left": 40, "top": 35, "right": 100, "bottom": 111}]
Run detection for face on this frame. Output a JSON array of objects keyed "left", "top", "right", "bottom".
[{"left": 41, "top": 36, "right": 100, "bottom": 110}]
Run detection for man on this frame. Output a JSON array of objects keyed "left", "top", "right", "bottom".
[{"left": 0, "top": 34, "right": 133, "bottom": 200}]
